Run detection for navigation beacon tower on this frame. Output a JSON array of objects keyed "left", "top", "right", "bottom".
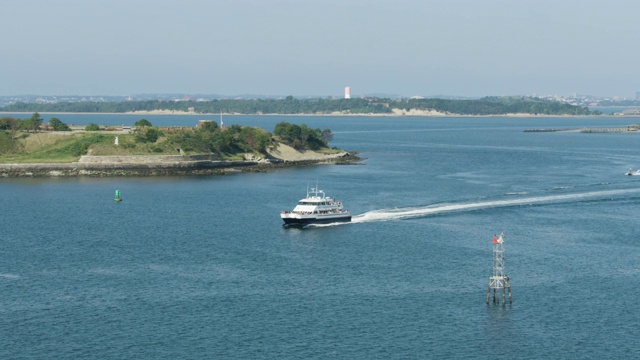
[
  {"left": 486, "top": 232, "right": 512, "bottom": 304},
  {"left": 344, "top": 86, "right": 351, "bottom": 99}
]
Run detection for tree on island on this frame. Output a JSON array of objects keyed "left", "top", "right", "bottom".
[
  {"left": 135, "top": 126, "right": 163, "bottom": 143},
  {"left": 49, "top": 117, "right": 71, "bottom": 131},
  {"left": 165, "top": 122, "right": 275, "bottom": 155},
  {"left": 321, "top": 129, "right": 333, "bottom": 142},
  {"left": 85, "top": 123, "right": 100, "bottom": 131},
  {"left": 0, "top": 116, "right": 21, "bottom": 139},
  {"left": 198, "top": 120, "right": 218, "bottom": 132},
  {"left": 23, "top": 112, "right": 43, "bottom": 133},
  {"left": 273, "top": 122, "right": 329, "bottom": 150},
  {"left": 134, "top": 119, "right": 152, "bottom": 127}
]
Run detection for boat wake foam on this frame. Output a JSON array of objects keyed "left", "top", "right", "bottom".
[
  {"left": 0, "top": 273, "right": 21, "bottom": 279},
  {"left": 351, "top": 188, "right": 640, "bottom": 224}
]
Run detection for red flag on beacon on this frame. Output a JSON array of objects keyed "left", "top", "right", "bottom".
[{"left": 492, "top": 235, "right": 498, "bottom": 244}]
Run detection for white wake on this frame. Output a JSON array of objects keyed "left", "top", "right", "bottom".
[{"left": 351, "top": 188, "right": 640, "bottom": 224}]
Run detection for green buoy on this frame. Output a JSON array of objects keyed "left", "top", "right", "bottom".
[{"left": 114, "top": 189, "right": 122, "bottom": 202}]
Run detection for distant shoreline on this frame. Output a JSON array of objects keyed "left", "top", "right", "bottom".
[{"left": 1, "top": 110, "right": 633, "bottom": 117}]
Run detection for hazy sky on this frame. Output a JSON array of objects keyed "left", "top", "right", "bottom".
[{"left": 2, "top": 0, "right": 638, "bottom": 98}]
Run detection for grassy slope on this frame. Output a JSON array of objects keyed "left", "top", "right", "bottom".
[
  {"left": 1, "top": 131, "right": 341, "bottom": 164},
  {"left": 0, "top": 132, "right": 179, "bottom": 163}
]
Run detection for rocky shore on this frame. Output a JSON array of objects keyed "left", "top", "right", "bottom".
[{"left": 0, "top": 147, "right": 361, "bottom": 178}]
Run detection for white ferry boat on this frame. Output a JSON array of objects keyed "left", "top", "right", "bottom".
[{"left": 281, "top": 185, "right": 351, "bottom": 227}]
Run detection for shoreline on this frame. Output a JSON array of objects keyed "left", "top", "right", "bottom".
[{"left": 0, "top": 152, "right": 362, "bottom": 178}]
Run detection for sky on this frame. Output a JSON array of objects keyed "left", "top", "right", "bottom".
[{"left": 2, "top": 0, "right": 639, "bottom": 98}]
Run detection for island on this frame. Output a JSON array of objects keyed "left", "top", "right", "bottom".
[
  {"left": 0, "top": 115, "right": 360, "bottom": 178},
  {"left": 0, "top": 95, "right": 596, "bottom": 116}
]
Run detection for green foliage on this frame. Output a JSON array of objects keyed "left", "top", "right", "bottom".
[
  {"left": 145, "top": 127, "right": 162, "bottom": 143},
  {"left": 19, "top": 112, "right": 44, "bottom": 133},
  {"left": 167, "top": 131, "right": 213, "bottom": 153},
  {"left": 44, "top": 134, "right": 107, "bottom": 158},
  {"left": 19, "top": 120, "right": 31, "bottom": 131},
  {"left": 134, "top": 126, "right": 163, "bottom": 143},
  {"left": 85, "top": 123, "right": 100, "bottom": 131},
  {"left": 49, "top": 117, "right": 71, "bottom": 131},
  {"left": 0, "top": 131, "right": 23, "bottom": 154},
  {"left": 135, "top": 119, "right": 152, "bottom": 127},
  {"left": 30, "top": 112, "right": 43, "bottom": 132},
  {"left": 239, "top": 126, "right": 271, "bottom": 152},
  {"left": 198, "top": 120, "right": 218, "bottom": 132},
  {"left": 0, "top": 116, "right": 21, "bottom": 140},
  {"left": 273, "top": 122, "right": 328, "bottom": 150},
  {"left": 1, "top": 114, "right": 337, "bottom": 162},
  {"left": 166, "top": 123, "right": 275, "bottom": 155},
  {"left": 0, "top": 116, "right": 19, "bottom": 130},
  {"left": 66, "top": 141, "right": 92, "bottom": 156},
  {"left": 321, "top": 129, "right": 333, "bottom": 142}
]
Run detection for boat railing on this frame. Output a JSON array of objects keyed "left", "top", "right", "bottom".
[{"left": 282, "top": 208, "right": 349, "bottom": 216}]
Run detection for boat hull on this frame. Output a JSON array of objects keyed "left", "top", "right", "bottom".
[{"left": 282, "top": 215, "right": 352, "bottom": 226}]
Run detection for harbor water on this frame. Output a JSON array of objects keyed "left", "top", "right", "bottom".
[{"left": 2, "top": 115, "right": 640, "bottom": 359}]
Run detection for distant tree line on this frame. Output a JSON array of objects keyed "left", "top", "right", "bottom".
[
  {"left": 0, "top": 112, "right": 62, "bottom": 134},
  {"left": 393, "top": 96, "right": 594, "bottom": 115},
  {"left": 0, "top": 96, "right": 595, "bottom": 116}
]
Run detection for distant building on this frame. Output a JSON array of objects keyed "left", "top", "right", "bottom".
[
  {"left": 636, "top": 92, "right": 640, "bottom": 100},
  {"left": 345, "top": 86, "right": 351, "bottom": 99},
  {"left": 197, "top": 120, "right": 213, "bottom": 127}
]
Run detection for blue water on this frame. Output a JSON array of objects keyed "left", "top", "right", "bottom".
[{"left": 2, "top": 116, "right": 640, "bottom": 359}]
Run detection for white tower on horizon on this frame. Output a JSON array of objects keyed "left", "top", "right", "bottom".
[{"left": 344, "top": 86, "right": 351, "bottom": 99}]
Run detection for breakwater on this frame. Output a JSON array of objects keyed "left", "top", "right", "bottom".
[
  {"left": 0, "top": 153, "right": 358, "bottom": 178},
  {"left": 524, "top": 127, "right": 639, "bottom": 133},
  {"left": 579, "top": 128, "right": 639, "bottom": 133},
  {"left": 523, "top": 128, "right": 575, "bottom": 132}
]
